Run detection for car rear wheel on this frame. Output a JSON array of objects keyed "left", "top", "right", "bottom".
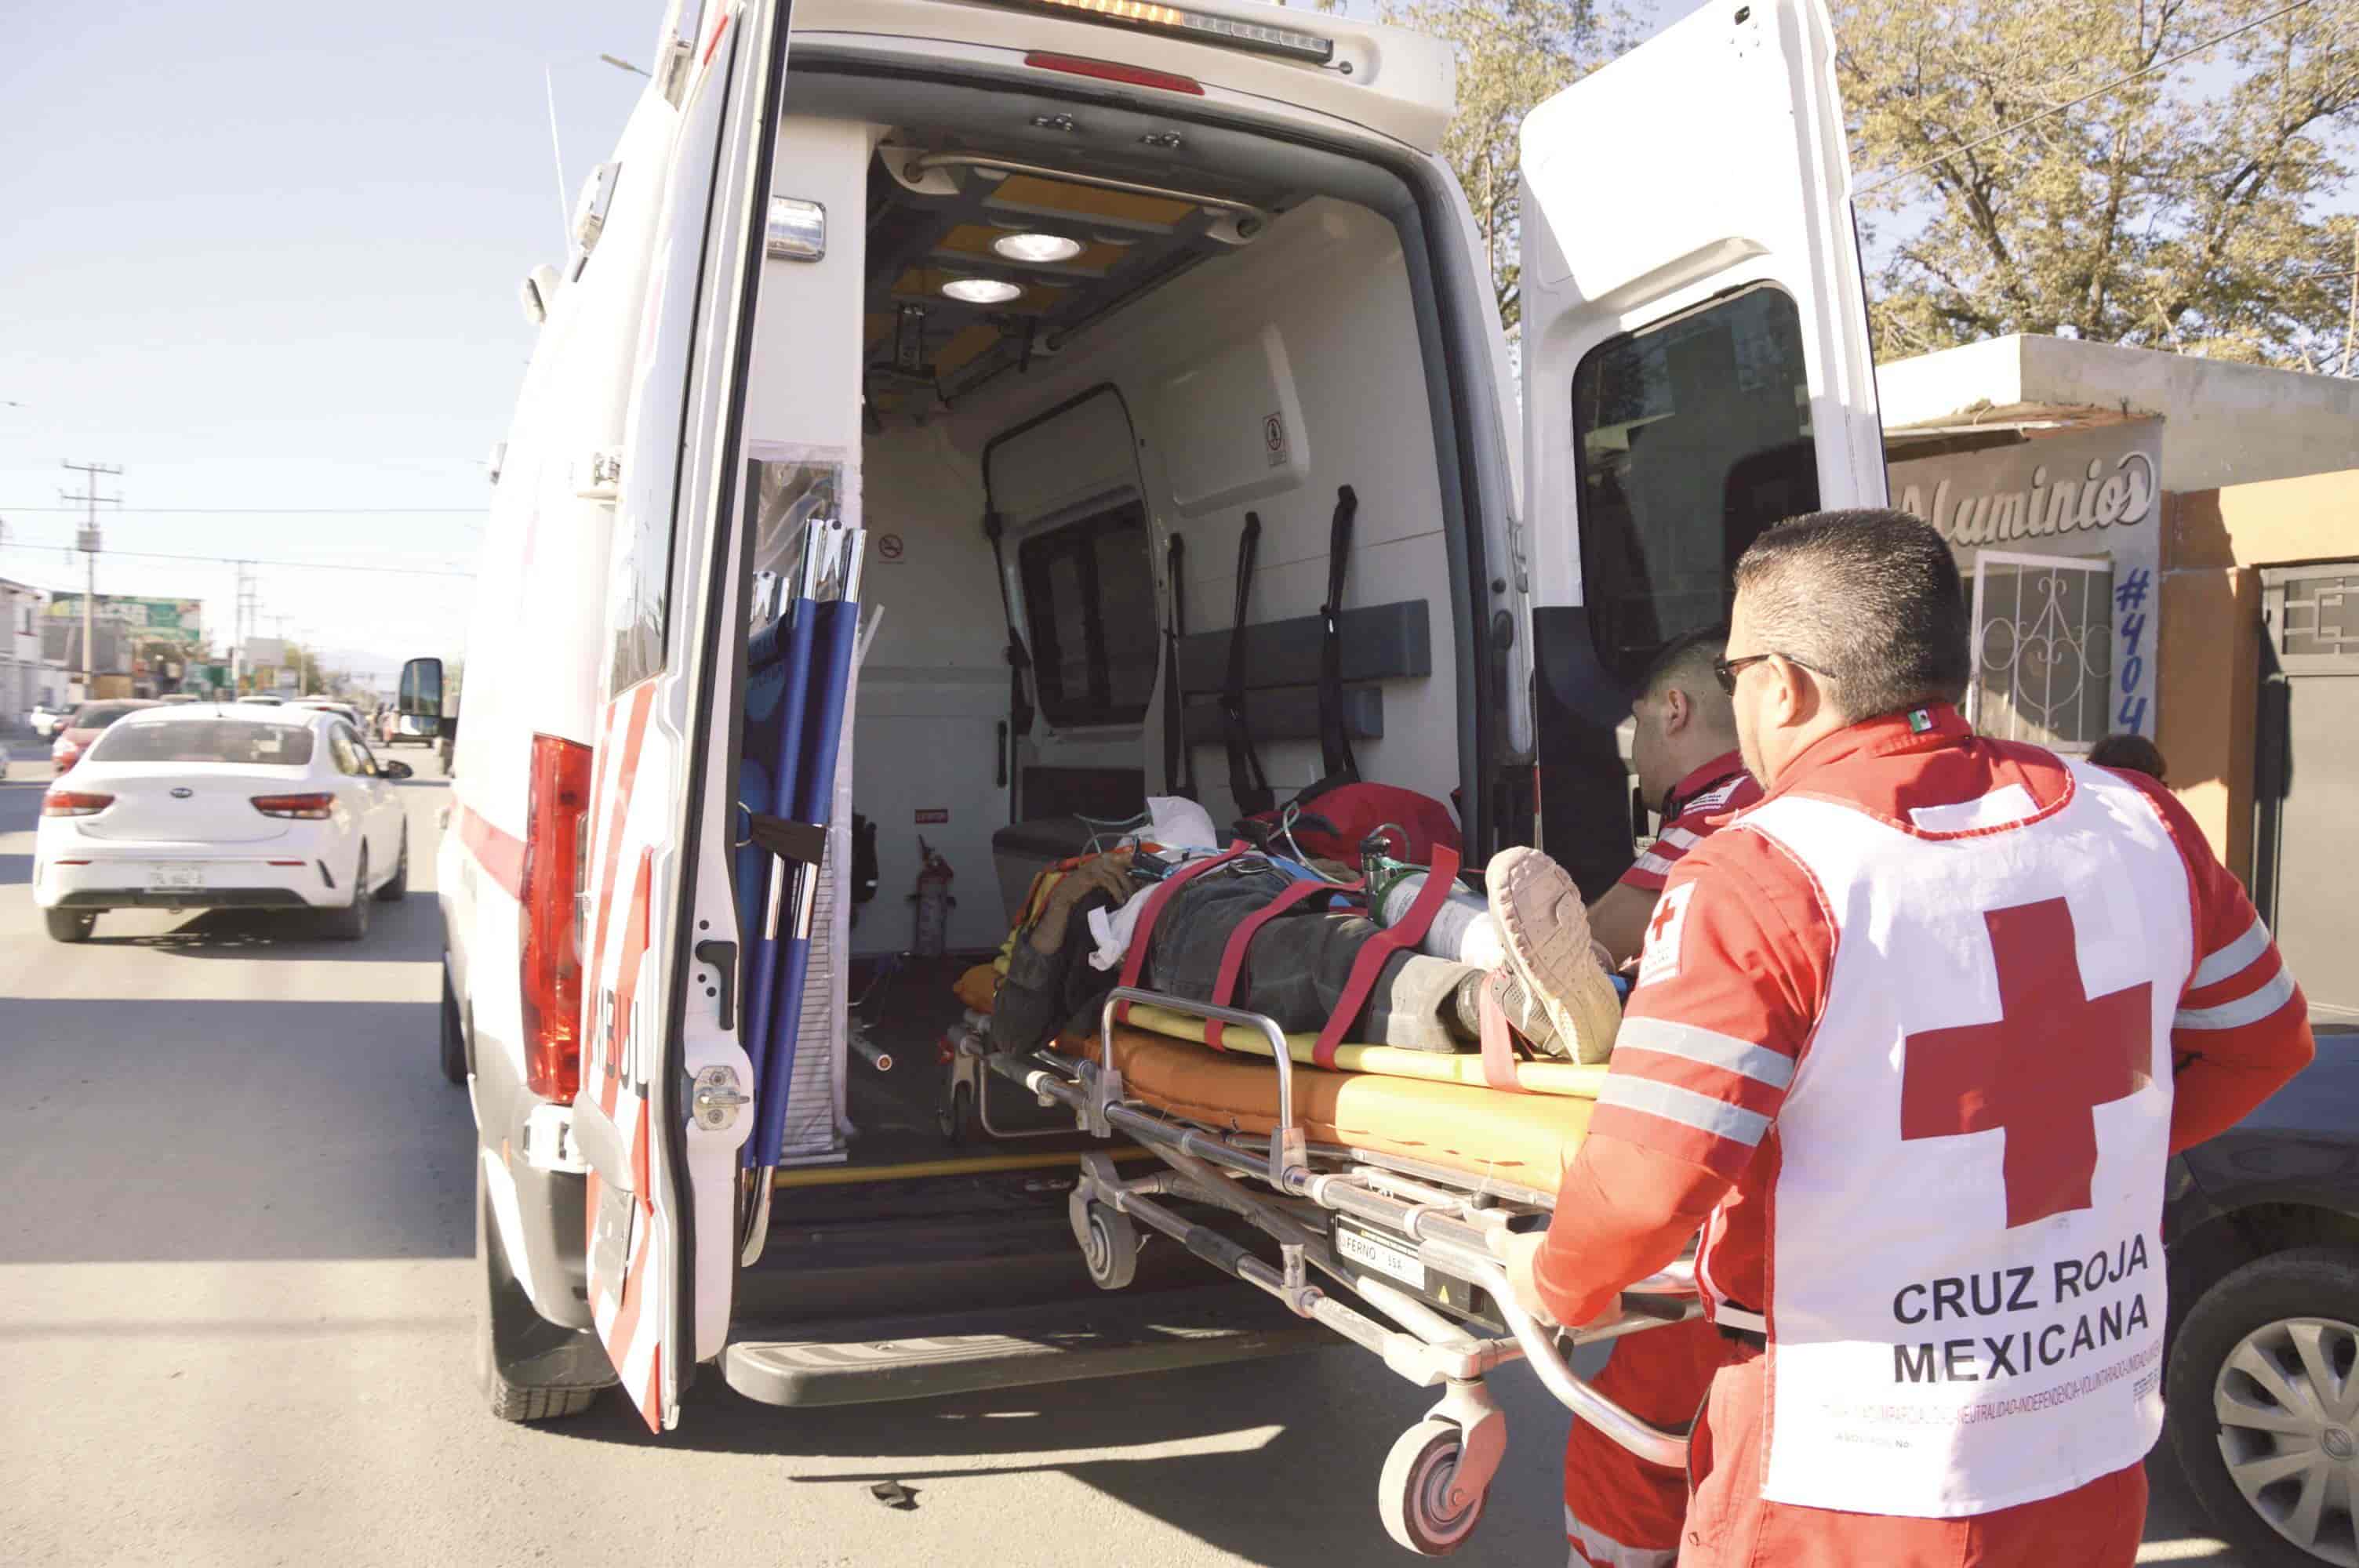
[
  {"left": 2168, "top": 1246, "right": 2359, "bottom": 1567},
  {"left": 376, "top": 825, "right": 409, "bottom": 902},
  {"left": 44, "top": 908, "right": 96, "bottom": 944},
  {"left": 323, "top": 850, "right": 369, "bottom": 942}
]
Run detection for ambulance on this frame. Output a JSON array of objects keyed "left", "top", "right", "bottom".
[{"left": 404, "top": 0, "right": 1881, "bottom": 1472}]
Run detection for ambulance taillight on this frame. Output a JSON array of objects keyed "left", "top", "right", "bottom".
[{"left": 519, "top": 734, "right": 594, "bottom": 1104}]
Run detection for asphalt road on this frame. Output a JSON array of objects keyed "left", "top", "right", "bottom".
[{"left": 0, "top": 735, "right": 2245, "bottom": 1567}]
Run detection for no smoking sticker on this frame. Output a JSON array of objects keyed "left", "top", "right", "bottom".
[
  {"left": 1263, "top": 412, "right": 1289, "bottom": 469},
  {"left": 878, "top": 532, "right": 905, "bottom": 563}
]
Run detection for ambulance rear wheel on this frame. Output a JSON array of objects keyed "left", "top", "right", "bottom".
[
  {"left": 1070, "top": 1192, "right": 1139, "bottom": 1291},
  {"left": 1379, "top": 1417, "right": 1488, "bottom": 1556}
]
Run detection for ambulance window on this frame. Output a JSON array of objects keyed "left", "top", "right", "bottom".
[
  {"left": 1017, "top": 499, "right": 1158, "bottom": 728},
  {"left": 1571, "top": 284, "right": 1818, "bottom": 688}
]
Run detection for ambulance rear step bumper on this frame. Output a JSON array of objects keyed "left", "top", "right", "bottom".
[{"left": 722, "top": 1286, "right": 1328, "bottom": 1407}]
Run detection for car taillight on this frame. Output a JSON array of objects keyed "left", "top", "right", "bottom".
[
  {"left": 42, "top": 789, "right": 114, "bottom": 817},
  {"left": 252, "top": 793, "right": 336, "bottom": 819},
  {"left": 53, "top": 742, "right": 82, "bottom": 771},
  {"left": 519, "top": 734, "right": 594, "bottom": 1105}
]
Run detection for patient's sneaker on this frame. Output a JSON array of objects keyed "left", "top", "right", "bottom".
[
  {"left": 1484, "top": 847, "right": 1622, "bottom": 1064},
  {"left": 1452, "top": 966, "right": 1561, "bottom": 1056}
]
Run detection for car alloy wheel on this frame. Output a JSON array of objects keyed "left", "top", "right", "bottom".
[{"left": 2215, "top": 1313, "right": 2359, "bottom": 1565}]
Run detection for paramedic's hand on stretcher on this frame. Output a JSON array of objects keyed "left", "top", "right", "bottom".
[
  {"left": 1497, "top": 1230, "right": 1615, "bottom": 1334},
  {"left": 1028, "top": 850, "right": 1136, "bottom": 956}
]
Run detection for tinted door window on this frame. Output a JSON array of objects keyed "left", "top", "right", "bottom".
[
  {"left": 1572, "top": 285, "right": 1818, "bottom": 687},
  {"left": 1017, "top": 499, "right": 1158, "bottom": 728}
]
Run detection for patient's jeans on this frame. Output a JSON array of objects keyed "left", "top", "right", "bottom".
[{"left": 990, "top": 859, "right": 1421, "bottom": 1055}]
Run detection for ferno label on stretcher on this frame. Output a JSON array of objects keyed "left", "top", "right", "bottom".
[{"left": 1337, "top": 1220, "right": 1428, "bottom": 1291}]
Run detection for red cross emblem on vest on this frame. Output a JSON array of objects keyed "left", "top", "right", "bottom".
[
  {"left": 1648, "top": 898, "right": 1680, "bottom": 945},
  {"left": 1900, "top": 898, "right": 2154, "bottom": 1229}
]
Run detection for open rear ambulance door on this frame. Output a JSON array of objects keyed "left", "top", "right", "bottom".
[
  {"left": 1515, "top": 0, "right": 1881, "bottom": 877},
  {"left": 574, "top": 0, "right": 792, "bottom": 1433}
]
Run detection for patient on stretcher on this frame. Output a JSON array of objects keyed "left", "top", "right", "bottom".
[{"left": 987, "top": 843, "right": 1624, "bottom": 1071}]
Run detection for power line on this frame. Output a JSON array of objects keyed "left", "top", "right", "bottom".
[
  {"left": 0, "top": 505, "right": 479, "bottom": 514},
  {"left": 0, "top": 539, "right": 471, "bottom": 578},
  {"left": 1858, "top": 0, "right": 2320, "bottom": 197}
]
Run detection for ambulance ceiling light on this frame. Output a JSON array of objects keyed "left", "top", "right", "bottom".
[
  {"left": 991, "top": 232, "right": 1085, "bottom": 263},
  {"left": 942, "top": 277, "right": 1024, "bottom": 304},
  {"left": 992, "top": 0, "right": 1335, "bottom": 65}
]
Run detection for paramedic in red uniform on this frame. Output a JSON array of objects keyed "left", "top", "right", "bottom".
[
  {"left": 1587, "top": 626, "right": 1765, "bottom": 968},
  {"left": 1506, "top": 510, "right": 2314, "bottom": 1566},
  {"left": 1567, "top": 626, "right": 1765, "bottom": 1568}
]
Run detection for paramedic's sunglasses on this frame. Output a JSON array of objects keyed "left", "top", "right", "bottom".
[{"left": 1713, "top": 652, "right": 1823, "bottom": 695}]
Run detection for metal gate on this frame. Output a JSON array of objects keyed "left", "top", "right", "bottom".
[
  {"left": 1967, "top": 550, "right": 2114, "bottom": 751},
  {"left": 2254, "top": 562, "right": 2359, "bottom": 1023}
]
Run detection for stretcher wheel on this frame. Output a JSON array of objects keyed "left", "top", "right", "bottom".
[
  {"left": 937, "top": 1081, "right": 975, "bottom": 1147},
  {"left": 1378, "top": 1417, "right": 1488, "bottom": 1556},
  {"left": 1068, "top": 1192, "right": 1139, "bottom": 1291}
]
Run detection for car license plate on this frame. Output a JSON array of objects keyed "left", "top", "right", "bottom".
[
  {"left": 1335, "top": 1221, "right": 1427, "bottom": 1291},
  {"left": 147, "top": 864, "right": 205, "bottom": 892}
]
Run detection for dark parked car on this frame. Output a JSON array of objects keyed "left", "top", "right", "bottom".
[{"left": 2165, "top": 1024, "right": 2359, "bottom": 1566}]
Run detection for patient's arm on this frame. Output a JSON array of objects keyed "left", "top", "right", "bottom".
[{"left": 1587, "top": 881, "right": 1658, "bottom": 971}]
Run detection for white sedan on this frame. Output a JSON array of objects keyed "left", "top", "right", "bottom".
[{"left": 32, "top": 703, "right": 413, "bottom": 943}]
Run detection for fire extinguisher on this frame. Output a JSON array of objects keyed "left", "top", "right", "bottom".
[{"left": 911, "top": 837, "right": 955, "bottom": 957}]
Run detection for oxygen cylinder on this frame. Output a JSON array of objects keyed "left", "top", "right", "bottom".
[{"left": 911, "top": 837, "right": 954, "bottom": 957}]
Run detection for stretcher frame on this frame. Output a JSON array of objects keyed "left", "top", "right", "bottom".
[{"left": 976, "top": 985, "right": 1700, "bottom": 1555}]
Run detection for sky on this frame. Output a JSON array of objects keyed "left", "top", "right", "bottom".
[
  {"left": 0, "top": 2, "right": 663, "bottom": 686},
  {"left": 0, "top": 1, "right": 1723, "bottom": 688}
]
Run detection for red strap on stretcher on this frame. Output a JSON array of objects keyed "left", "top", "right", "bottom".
[
  {"left": 1202, "top": 877, "right": 1339, "bottom": 1050},
  {"left": 1111, "top": 844, "right": 1248, "bottom": 1024},
  {"left": 1477, "top": 971, "right": 1531, "bottom": 1094},
  {"left": 1310, "top": 843, "right": 1463, "bottom": 1069}
]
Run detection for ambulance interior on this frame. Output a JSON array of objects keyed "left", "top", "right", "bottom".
[{"left": 728, "top": 68, "right": 1481, "bottom": 1225}]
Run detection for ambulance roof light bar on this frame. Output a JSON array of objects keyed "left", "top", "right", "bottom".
[{"left": 983, "top": 0, "right": 1336, "bottom": 67}]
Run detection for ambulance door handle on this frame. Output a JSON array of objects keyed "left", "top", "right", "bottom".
[
  {"left": 996, "top": 720, "right": 1009, "bottom": 789},
  {"left": 694, "top": 939, "right": 739, "bottom": 1032}
]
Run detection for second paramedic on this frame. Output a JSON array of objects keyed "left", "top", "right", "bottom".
[
  {"left": 1584, "top": 626, "right": 1764, "bottom": 969},
  {"left": 1503, "top": 510, "right": 2314, "bottom": 1565}
]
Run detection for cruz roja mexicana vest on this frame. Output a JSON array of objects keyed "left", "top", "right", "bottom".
[{"left": 1734, "top": 762, "right": 2185, "bottom": 1517}]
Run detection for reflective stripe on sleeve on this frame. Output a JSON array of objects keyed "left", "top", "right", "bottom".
[
  {"left": 2175, "top": 967, "right": 2298, "bottom": 1030},
  {"left": 1595, "top": 1075, "right": 1772, "bottom": 1146},
  {"left": 1613, "top": 1017, "right": 1796, "bottom": 1090},
  {"left": 1658, "top": 826, "right": 1703, "bottom": 850},
  {"left": 2191, "top": 916, "right": 2273, "bottom": 990},
  {"left": 1630, "top": 851, "right": 1676, "bottom": 877}
]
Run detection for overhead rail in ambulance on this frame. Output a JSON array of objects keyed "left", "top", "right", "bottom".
[{"left": 885, "top": 150, "right": 1275, "bottom": 242}]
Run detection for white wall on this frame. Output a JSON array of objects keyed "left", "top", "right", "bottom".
[
  {"left": 1877, "top": 334, "right": 2359, "bottom": 492},
  {"left": 934, "top": 195, "right": 1459, "bottom": 829}
]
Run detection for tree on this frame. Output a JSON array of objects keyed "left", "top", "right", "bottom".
[
  {"left": 1368, "top": 0, "right": 1628, "bottom": 332},
  {"left": 1837, "top": 0, "right": 2359, "bottom": 368}
]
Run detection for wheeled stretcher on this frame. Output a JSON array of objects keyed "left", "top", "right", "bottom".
[{"left": 957, "top": 984, "right": 1701, "bottom": 1555}]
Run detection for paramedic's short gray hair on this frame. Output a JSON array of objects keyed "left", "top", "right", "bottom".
[
  {"left": 1640, "top": 625, "right": 1736, "bottom": 732},
  {"left": 1732, "top": 510, "right": 1971, "bottom": 722}
]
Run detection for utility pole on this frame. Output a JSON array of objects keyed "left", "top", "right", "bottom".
[
  {"left": 60, "top": 461, "right": 122, "bottom": 700},
  {"left": 273, "top": 615, "right": 299, "bottom": 694}
]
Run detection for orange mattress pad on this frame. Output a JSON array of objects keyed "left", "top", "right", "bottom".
[{"left": 1053, "top": 1025, "right": 1591, "bottom": 1190}]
